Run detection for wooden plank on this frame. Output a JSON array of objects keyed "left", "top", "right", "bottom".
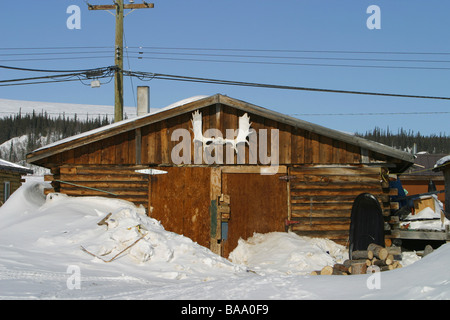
[
  {"left": 100, "top": 136, "right": 116, "bottom": 164},
  {"left": 290, "top": 165, "right": 381, "bottom": 175},
  {"left": 144, "top": 124, "right": 157, "bottom": 164},
  {"left": 210, "top": 167, "right": 222, "bottom": 255},
  {"left": 60, "top": 186, "right": 148, "bottom": 196},
  {"left": 290, "top": 127, "right": 299, "bottom": 164},
  {"left": 279, "top": 122, "right": 291, "bottom": 164},
  {"left": 291, "top": 196, "right": 382, "bottom": 206},
  {"left": 222, "top": 105, "right": 238, "bottom": 165},
  {"left": 88, "top": 141, "right": 102, "bottom": 164},
  {"left": 135, "top": 128, "right": 142, "bottom": 165},
  {"left": 319, "top": 135, "right": 333, "bottom": 164},
  {"left": 160, "top": 120, "right": 169, "bottom": 164},
  {"left": 291, "top": 209, "right": 351, "bottom": 218},
  {"left": 291, "top": 221, "right": 350, "bottom": 232},
  {"left": 291, "top": 184, "right": 382, "bottom": 192},
  {"left": 59, "top": 174, "right": 148, "bottom": 182},
  {"left": 58, "top": 181, "right": 147, "bottom": 189},
  {"left": 221, "top": 165, "right": 286, "bottom": 174},
  {"left": 291, "top": 202, "right": 357, "bottom": 210},
  {"left": 215, "top": 104, "right": 223, "bottom": 164},
  {"left": 60, "top": 167, "right": 77, "bottom": 174},
  {"left": 311, "top": 132, "right": 320, "bottom": 163},
  {"left": 391, "top": 229, "right": 450, "bottom": 241},
  {"left": 112, "top": 131, "right": 128, "bottom": 164},
  {"left": 291, "top": 188, "right": 383, "bottom": 196},
  {"left": 286, "top": 166, "right": 292, "bottom": 229}
]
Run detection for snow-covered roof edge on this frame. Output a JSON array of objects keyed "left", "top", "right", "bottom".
[
  {"left": 434, "top": 155, "right": 450, "bottom": 171},
  {"left": 0, "top": 158, "right": 33, "bottom": 174},
  {"left": 31, "top": 95, "right": 209, "bottom": 153}
]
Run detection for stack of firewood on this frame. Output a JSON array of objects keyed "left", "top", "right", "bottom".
[{"left": 311, "top": 243, "right": 402, "bottom": 276}]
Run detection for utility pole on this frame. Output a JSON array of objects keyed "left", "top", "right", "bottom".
[{"left": 88, "top": 1, "right": 154, "bottom": 122}]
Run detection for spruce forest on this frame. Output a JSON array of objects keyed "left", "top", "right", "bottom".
[
  {"left": 0, "top": 111, "right": 111, "bottom": 163},
  {"left": 356, "top": 127, "right": 450, "bottom": 155},
  {"left": 1, "top": 111, "right": 450, "bottom": 164}
]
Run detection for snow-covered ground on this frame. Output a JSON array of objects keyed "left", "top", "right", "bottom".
[{"left": 0, "top": 178, "right": 449, "bottom": 301}]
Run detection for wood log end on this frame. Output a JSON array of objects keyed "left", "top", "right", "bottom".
[{"left": 320, "top": 265, "right": 334, "bottom": 275}]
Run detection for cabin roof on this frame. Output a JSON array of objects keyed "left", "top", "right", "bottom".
[
  {"left": 0, "top": 158, "right": 33, "bottom": 174},
  {"left": 27, "top": 94, "right": 415, "bottom": 167}
]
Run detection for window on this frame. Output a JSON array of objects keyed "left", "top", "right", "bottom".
[{"left": 3, "top": 181, "right": 10, "bottom": 203}]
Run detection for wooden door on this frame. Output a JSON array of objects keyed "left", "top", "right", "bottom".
[{"left": 221, "top": 169, "right": 288, "bottom": 258}]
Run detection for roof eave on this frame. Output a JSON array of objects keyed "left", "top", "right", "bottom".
[{"left": 27, "top": 94, "right": 415, "bottom": 169}]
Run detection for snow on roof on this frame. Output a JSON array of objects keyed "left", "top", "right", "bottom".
[
  {"left": 159, "top": 95, "right": 209, "bottom": 111},
  {"left": 0, "top": 158, "right": 33, "bottom": 174},
  {"left": 435, "top": 155, "right": 450, "bottom": 170},
  {"left": 33, "top": 95, "right": 209, "bottom": 153}
]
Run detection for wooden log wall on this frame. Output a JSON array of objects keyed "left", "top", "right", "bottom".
[
  {"left": 45, "top": 165, "right": 149, "bottom": 210},
  {"left": 288, "top": 165, "right": 395, "bottom": 245},
  {"left": 0, "top": 170, "right": 24, "bottom": 205}
]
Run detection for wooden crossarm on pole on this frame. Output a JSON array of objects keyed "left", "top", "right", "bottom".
[{"left": 88, "top": 3, "right": 154, "bottom": 10}]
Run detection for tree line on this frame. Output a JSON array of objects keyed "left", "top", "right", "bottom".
[
  {"left": 0, "top": 110, "right": 111, "bottom": 163},
  {"left": 356, "top": 127, "right": 450, "bottom": 154}
]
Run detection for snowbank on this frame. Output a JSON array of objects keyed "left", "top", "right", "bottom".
[
  {"left": 1, "top": 181, "right": 450, "bottom": 300},
  {"left": 0, "top": 182, "right": 242, "bottom": 284},
  {"left": 229, "top": 232, "right": 348, "bottom": 276}
]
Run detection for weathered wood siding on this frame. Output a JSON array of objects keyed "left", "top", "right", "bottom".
[
  {"left": 287, "top": 165, "right": 392, "bottom": 245},
  {"left": 45, "top": 165, "right": 149, "bottom": 209},
  {"left": 0, "top": 170, "right": 24, "bottom": 205},
  {"left": 39, "top": 103, "right": 397, "bottom": 168}
]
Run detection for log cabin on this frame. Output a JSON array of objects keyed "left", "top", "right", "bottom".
[
  {"left": 26, "top": 94, "right": 414, "bottom": 257},
  {"left": 401, "top": 153, "right": 446, "bottom": 207},
  {"left": 0, "top": 158, "right": 33, "bottom": 206}
]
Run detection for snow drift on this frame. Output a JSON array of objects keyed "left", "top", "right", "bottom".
[{"left": 1, "top": 180, "right": 450, "bottom": 300}]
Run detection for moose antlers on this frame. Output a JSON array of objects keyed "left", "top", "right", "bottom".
[{"left": 191, "top": 110, "right": 254, "bottom": 152}]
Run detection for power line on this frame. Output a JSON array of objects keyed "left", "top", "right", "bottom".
[
  {"left": 0, "top": 66, "right": 116, "bottom": 86},
  {"left": 291, "top": 111, "right": 450, "bottom": 117},
  {"left": 4, "top": 45, "right": 450, "bottom": 56},
  {"left": 0, "top": 56, "right": 113, "bottom": 63},
  {"left": 6, "top": 49, "right": 450, "bottom": 64},
  {"left": 2, "top": 63, "right": 450, "bottom": 101},
  {"left": 127, "top": 46, "right": 450, "bottom": 56},
  {"left": 0, "top": 65, "right": 113, "bottom": 73},
  {"left": 0, "top": 50, "right": 112, "bottom": 57},
  {"left": 126, "top": 70, "right": 450, "bottom": 101},
  {"left": 0, "top": 78, "right": 82, "bottom": 87},
  {"left": 128, "top": 56, "right": 450, "bottom": 71},
  {"left": 0, "top": 46, "right": 113, "bottom": 50},
  {"left": 127, "top": 50, "right": 450, "bottom": 64}
]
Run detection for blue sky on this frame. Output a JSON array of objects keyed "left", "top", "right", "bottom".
[{"left": 1, "top": 0, "right": 450, "bottom": 136}]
